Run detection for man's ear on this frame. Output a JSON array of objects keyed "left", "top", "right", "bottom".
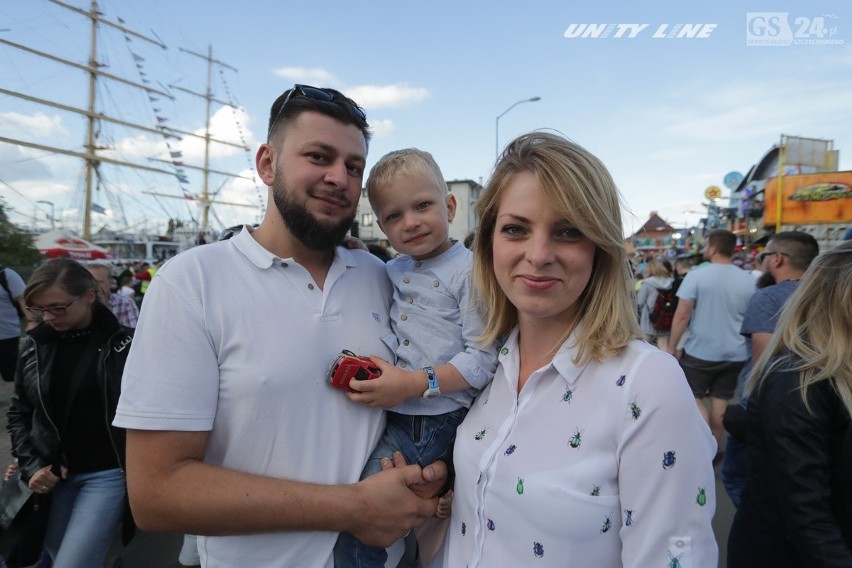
[
  {"left": 256, "top": 144, "right": 276, "bottom": 186},
  {"left": 446, "top": 194, "right": 457, "bottom": 223}
]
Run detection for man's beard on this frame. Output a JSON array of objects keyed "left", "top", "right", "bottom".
[
  {"left": 756, "top": 270, "right": 776, "bottom": 289},
  {"left": 272, "top": 177, "right": 354, "bottom": 252}
]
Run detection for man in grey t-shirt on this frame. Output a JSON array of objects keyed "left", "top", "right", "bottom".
[
  {"left": 667, "top": 230, "right": 756, "bottom": 446},
  {"left": 0, "top": 266, "right": 26, "bottom": 382}
]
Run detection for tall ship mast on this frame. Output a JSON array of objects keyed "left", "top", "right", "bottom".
[{"left": 0, "top": 0, "right": 262, "bottom": 250}]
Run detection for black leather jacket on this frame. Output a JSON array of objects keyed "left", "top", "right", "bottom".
[
  {"left": 741, "top": 359, "right": 852, "bottom": 566},
  {"left": 7, "top": 302, "right": 133, "bottom": 483}
]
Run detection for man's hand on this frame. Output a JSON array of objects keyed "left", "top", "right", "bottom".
[
  {"left": 346, "top": 453, "right": 444, "bottom": 547},
  {"left": 342, "top": 235, "right": 368, "bottom": 252},
  {"left": 347, "top": 357, "right": 420, "bottom": 408}
]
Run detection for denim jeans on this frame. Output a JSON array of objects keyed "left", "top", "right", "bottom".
[
  {"left": 43, "top": 468, "right": 126, "bottom": 568},
  {"left": 721, "top": 434, "right": 748, "bottom": 508},
  {"left": 334, "top": 408, "right": 467, "bottom": 568}
]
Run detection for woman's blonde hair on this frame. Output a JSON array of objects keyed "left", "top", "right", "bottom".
[
  {"left": 472, "top": 131, "right": 641, "bottom": 364},
  {"left": 643, "top": 258, "right": 671, "bottom": 279},
  {"left": 745, "top": 241, "right": 852, "bottom": 417}
]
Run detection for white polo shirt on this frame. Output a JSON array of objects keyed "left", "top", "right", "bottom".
[
  {"left": 443, "top": 329, "right": 718, "bottom": 568},
  {"left": 115, "top": 227, "right": 394, "bottom": 567}
]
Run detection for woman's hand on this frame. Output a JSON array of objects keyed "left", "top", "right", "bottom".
[{"left": 28, "top": 464, "right": 65, "bottom": 494}]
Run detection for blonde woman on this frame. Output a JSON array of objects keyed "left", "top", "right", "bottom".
[
  {"left": 442, "top": 132, "right": 717, "bottom": 567},
  {"left": 636, "top": 258, "right": 674, "bottom": 350},
  {"left": 728, "top": 241, "right": 852, "bottom": 567}
]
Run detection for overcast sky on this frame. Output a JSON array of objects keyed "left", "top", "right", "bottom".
[{"left": 1, "top": 1, "right": 850, "bottom": 236}]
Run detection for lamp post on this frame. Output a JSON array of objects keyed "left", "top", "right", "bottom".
[
  {"left": 495, "top": 96, "right": 541, "bottom": 159},
  {"left": 37, "top": 200, "right": 55, "bottom": 229}
]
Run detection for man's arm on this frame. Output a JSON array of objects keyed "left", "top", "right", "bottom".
[
  {"left": 750, "top": 332, "right": 772, "bottom": 367},
  {"left": 125, "top": 429, "right": 444, "bottom": 547},
  {"left": 667, "top": 299, "right": 693, "bottom": 357}
]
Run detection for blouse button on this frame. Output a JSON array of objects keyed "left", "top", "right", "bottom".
[
  {"left": 307, "top": 283, "right": 315, "bottom": 290},
  {"left": 407, "top": 297, "right": 414, "bottom": 304},
  {"left": 433, "top": 280, "right": 440, "bottom": 287},
  {"left": 401, "top": 314, "right": 408, "bottom": 321},
  {"left": 403, "top": 339, "right": 410, "bottom": 346},
  {"left": 403, "top": 277, "right": 410, "bottom": 284}
]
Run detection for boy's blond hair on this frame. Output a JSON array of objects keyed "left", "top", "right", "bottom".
[{"left": 366, "top": 148, "right": 447, "bottom": 210}]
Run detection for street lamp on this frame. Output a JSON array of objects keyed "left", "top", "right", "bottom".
[
  {"left": 495, "top": 96, "right": 541, "bottom": 159},
  {"left": 37, "top": 200, "right": 55, "bottom": 229}
]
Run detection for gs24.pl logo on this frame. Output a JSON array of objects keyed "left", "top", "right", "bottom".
[{"left": 747, "top": 13, "right": 843, "bottom": 46}]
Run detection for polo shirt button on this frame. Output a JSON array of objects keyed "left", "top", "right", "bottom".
[
  {"left": 403, "top": 339, "right": 410, "bottom": 346},
  {"left": 403, "top": 277, "right": 410, "bottom": 284},
  {"left": 401, "top": 314, "right": 408, "bottom": 321},
  {"left": 433, "top": 280, "right": 440, "bottom": 287},
  {"left": 307, "top": 283, "right": 315, "bottom": 290},
  {"left": 407, "top": 298, "right": 414, "bottom": 304}
]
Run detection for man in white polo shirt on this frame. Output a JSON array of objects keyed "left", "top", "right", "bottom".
[{"left": 114, "top": 86, "right": 445, "bottom": 567}]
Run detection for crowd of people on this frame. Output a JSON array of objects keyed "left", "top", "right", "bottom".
[{"left": 1, "top": 83, "right": 849, "bottom": 568}]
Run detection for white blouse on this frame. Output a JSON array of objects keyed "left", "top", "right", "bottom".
[{"left": 443, "top": 329, "right": 718, "bottom": 568}]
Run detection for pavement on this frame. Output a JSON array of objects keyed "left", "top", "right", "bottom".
[{"left": 0, "top": 376, "right": 736, "bottom": 567}]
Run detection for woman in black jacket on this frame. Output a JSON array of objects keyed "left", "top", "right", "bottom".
[
  {"left": 728, "top": 241, "right": 852, "bottom": 567},
  {"left": 8, "top": 258, "right": 133, "bottom": 567}
]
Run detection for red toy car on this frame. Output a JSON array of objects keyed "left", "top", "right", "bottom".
[{"left": 328, "top": 350, "right": 382, "bottom": 391}]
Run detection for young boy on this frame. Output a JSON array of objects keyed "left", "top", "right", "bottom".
[{"left": 334, "top": 149, "right": 498, "bottom": 568}]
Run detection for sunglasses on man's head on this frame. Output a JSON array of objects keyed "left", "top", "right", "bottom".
[{"left": 267, "top": 84, "right": 366, "bottom": 137}]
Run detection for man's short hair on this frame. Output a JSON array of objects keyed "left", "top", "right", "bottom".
[
  {"left": 707, "top": 229, "right": 737, "bottom": 257},
  {"left": 769, "top": 231, "right": 819, "bottom": 271},
  {"left": 267, "top": 85, "right": 370, "bottom": 144}
]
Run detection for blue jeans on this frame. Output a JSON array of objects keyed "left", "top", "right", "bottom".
[
  {"left": 43, "top": 468, "right": 126, "bottom": 568},
  {"left": 721, "top": 434, "right": 748, "bottom": 508},
  {"left": 334, "top": 408, "right": 467, "bottom": 568}
]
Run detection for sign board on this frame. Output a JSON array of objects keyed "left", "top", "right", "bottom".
[
  {"left": 704, "top": 186, "right": 722, "bottom": 200},
  {"left": 763, "top": 172, "right": 852, "bottom": 225}
]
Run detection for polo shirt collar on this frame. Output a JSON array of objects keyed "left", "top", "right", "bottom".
[{"left": 231, "top": 225, "right": 361, "bottom": 270}]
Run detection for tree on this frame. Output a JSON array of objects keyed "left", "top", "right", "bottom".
[{"left": 0, "top": 199, "right": 42, "bottom": 269}]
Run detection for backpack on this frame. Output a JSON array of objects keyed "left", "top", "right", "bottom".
[{"left": 648, "top": 278, "right": 681, "bottom": 331}]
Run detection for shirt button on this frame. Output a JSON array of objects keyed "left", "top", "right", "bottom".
[
  {"left": 400, "top": 362, "right": 407, "bottom": 369},
  {"left": 403, "top": 277, "right": 410, "bottom": 284},
  {"left": 307, "top": 283, "right": 315, "bottom": 290},
  {"left": 433, "top": 280, "right": 440, "bottom": 287},
  {"left": 280, "top": 262, "right": 288, "bottom": 267},
  {"left": 675, "top": 540, "right": 685, "bottom": 548},
  {"left": 407, "top": 298, "right": 414, "bottom": 304},
  {"left": 416, "top": 262, "right": 422, "bottom": 267},
  {"left": 403, "top": 339, "right": 410, "bottom": 346},
  {"left": 401, "top": 314, "right": 408, "bottom": 321}
]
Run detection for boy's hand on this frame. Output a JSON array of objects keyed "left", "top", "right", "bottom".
[
  {"left": 347, "top": 357, "right": 420, "bottom": 408},
  {"left": 348, "top": 454, "right": 440, "bottom": 547},
  {"left": 380, "top": 452, "right": 449, "bottom": 500}
]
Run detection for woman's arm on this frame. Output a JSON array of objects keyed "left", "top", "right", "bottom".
[
  {"left": 617, "top": 350, "right": 719, "bottom": 568},
  {"left": 757, "top": 371, "right": 852, "bottom": 566}
]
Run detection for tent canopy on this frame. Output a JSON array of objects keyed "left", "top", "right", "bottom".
[{"left": 34, "top": 229, "right": 115, "bottom": 261}]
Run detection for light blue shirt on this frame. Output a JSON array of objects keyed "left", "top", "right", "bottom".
[
  {"left": 677, "top": 263, "right": 756, "bottom": 361},
  {"left": 385, "top": 241, "right": 498, "bottom": 416}
]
